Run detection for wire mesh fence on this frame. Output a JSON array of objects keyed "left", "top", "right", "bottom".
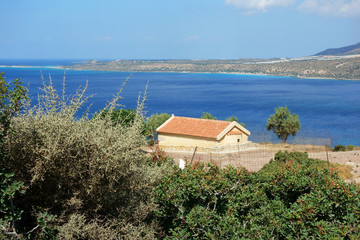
[
  {"left": 162, "top": 132, "right": 360, "bottom": 173},
  {"left": 249, "top": 129, "right": 332, "bottom": 147}
]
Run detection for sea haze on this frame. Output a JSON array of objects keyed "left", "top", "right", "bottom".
[{"left": 1, "top": 59, "right": 360, "bottom": 147}]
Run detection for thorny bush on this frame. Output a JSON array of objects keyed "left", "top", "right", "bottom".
[{"left": 3, "top": 74, "right": 168, "bottom": 239}]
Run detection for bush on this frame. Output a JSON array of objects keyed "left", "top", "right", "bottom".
[
  {"left": 0, "top": 169, "right": 26, "bottom": 236},
  {"left": 334, "top": 145, "right": 347, "bottom": 152},
  {"left": 4, "top": 76, "right": 167, "bottom": 238},
  {"left": 156, "top": 151, "right": 360, "bottom": 239},
  {"left": 148, "top": 144, "right": 174, "bottom": 167},
  {"left": 346, "top": 144, "right": 355, "bottom": 151},
  {"left": 93, "top": 108, "right": 137, "bottom": 127},
  {"left": 155, "top": 163, "right": 259, "bottom": 238}
]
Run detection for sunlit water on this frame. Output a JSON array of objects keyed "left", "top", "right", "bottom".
[{"left": 1, "top": 59, "right": 359, "bottom": 146}]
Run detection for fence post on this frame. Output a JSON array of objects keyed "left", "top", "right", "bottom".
[
  {"left": 190, "top": 146, "right": 198, "bottom": 165},
  {"left": 325, "top": 144, "right": 330, "bottom": 175}
]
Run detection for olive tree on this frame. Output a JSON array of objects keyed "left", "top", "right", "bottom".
[
  {"left": 144, "top": 112, "right": 171, "bottom": 139},
  {"left": 201, "top": 112, "right": 217, "bottom": 120},
  {"left": 226, "top": 115, "right": 246, "bottom": 128},
  {"left": 266, "top": 106, "right": 300, "bottom": 143}
]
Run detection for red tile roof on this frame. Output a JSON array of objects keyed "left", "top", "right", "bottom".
[
  {"left": 227, "top": 128, "right": 243, "bottom": 135},
  {"left": 157, "top": 116, "right": 234, "bottom": 139}
]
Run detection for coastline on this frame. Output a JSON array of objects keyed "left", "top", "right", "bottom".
[
  {"left": 1, "top": 65, "right": 359, "bottom": 81},
  {"left": 56, "top": 66, "right": 360, "bottom": 81}
]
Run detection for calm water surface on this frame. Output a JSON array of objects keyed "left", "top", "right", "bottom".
[{"left": 1, "top": 59, "right": 359, "bottom": 146}]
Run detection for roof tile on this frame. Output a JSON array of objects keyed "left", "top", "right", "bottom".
[{"left": 157, "top": 116, "right": 232, "bottom": 139}]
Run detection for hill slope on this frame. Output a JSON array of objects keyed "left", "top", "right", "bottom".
[{"left": 315, "top": 42, "right": 360, "bottom": 56}]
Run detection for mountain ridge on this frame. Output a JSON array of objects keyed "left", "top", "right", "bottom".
[{"left": 315, "top": 42, "right": 360, "bottom": 56}]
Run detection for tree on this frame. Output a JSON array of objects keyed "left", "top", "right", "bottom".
[
  {"left": 226, "top": 115, "right": 246, "bottom": 128},
  {"left": 201, "top": 112, "right": 217, "bottom": 120},
  {"left": 266, "top": 106, "right": 300, "bottom": 143},
  {"left": 145, "top": 113, "right": 171, "bottom": 139},
  {"left": 226, "top": 115, "right": 238, "bottom": 122}
]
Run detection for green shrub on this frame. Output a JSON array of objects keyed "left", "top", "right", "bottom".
[
  {"left": 0, "top": 169, "right": 26, "bottom": 237},
  {"left": 346, "top": 144, "right": 355, "bottom": 151},
  {"left": 155, "top": 162, "right": 266, "bottom": 238},
  {"left": 334, "top": 144, "right": 346, "bottom": 152},
  {"left": 148, "top": 144, "right": 174, "bottom": 167},
  {"left": 156, "top": 151, "right": 360, "bottom": 239},
  {"left": 93, "top": 108, "right": 137, "bottom": 127}
]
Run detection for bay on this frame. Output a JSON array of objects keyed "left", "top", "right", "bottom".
[{"left": 1, "top": 59, "right": 360, "bottom": 147}]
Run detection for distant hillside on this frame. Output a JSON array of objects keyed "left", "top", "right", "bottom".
[
  {"left": 62, "top": 56, "right": 360, "bottom": 80},
  {"left": 315, "top": 42, "right": 360, "bottom": 56}
]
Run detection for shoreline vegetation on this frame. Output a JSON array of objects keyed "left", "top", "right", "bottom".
[{"left": 58, "top": 54, "right": 360, "bottom": 81}]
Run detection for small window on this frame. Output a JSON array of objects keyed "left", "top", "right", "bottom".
[{"left": 237, "top": 139, "right": 240, "bottom": 143}]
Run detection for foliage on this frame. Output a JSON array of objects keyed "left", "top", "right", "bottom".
[
  {"left": 156, "top": 163, "right": 256, "bottom": 238},
  {"left": 156, "top": 151, "right": 360, "bottom": 239},
  {"left": 257, "top": 151, "right": 360, "bottom": 238},
  {"left": 333, "top": 144, "right": 357, "bottom": 152},
  {"left": 346, "top": 144, "right": 355, "bottom": 151},
  {"left": 0, "top": 72, "right": 28, "bottom": 161},
  {"left": 31, "top": 211, "right": 58, "bottom": 239},
  {"left": 93, "top": 108, "right": 136, "bottom": 127},
  {"left": 58, "top": 213, "right": 158, "bottom": 240},
  {"left": 3, "top": 75, "right": 166, "bottom": 239},
  {"left": 334, "top": 144, "right": 347, "bottom": 152},
  {"left": 0, "top": 72, "right": 28, "bottom": 237},
  {"left": 225, "top": 115, "right": 238, "bottom": 122},
  {"left": 144, "top": 112, "right": 171, "bottom": 139},
  {"left": 266, "top": 106, "right": 301, "bottom": 143},
  {"left": 148, "top": 144, "right": 174, "bottom": 167},
  {"left": 0, "top": 169, "right": 26, "bottom": 237},
  {"left": 201, "top": 112, "right": 217, "bottom": 120},
  {"left": 226, "top": 115, "right": 246, "bottom": 128}
]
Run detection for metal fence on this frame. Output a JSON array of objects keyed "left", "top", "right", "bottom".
[
  {"left": 165, "top": 143, "right": 360, "bottom": 174},
  {"left": 183, "top": 143, "right": 331, "bottom": 171},
  {"left": 249, "top": 129, "right": 332, "bottom": 147}
]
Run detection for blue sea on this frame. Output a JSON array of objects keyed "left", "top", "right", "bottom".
[{"left": 1, "top": 59, "right": 360, "bottom": 147}]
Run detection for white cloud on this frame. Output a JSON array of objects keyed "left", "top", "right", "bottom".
[
  {"left": 224, "top": 0, "right": 296, "bottom": 11},
  {"left": 298, "top": 0, "right": 360, "bottom": 18}
]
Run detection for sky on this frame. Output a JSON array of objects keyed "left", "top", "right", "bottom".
[{"left": 0, "top": 0, "right": 359, "bottom": 59}]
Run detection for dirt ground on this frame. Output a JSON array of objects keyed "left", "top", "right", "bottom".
[{"left": 154, "top": 143, "right": 360, "bottom": 181}]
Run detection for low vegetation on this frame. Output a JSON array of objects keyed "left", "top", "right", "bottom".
[
  {"left": 1, "top": 72, "right": 359, "bottom": 239},
  {"left": 156, "top": 151, "right": 360, "bottom": 239},
  {"left": 62, "top": 56, "right": 360, "bottom": 80},
  {"left": 333, "top": 144, "right": 359, "bottom": 152},
  {"left": 1, "top": 73, "right": 168, "bottom": 238}
]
